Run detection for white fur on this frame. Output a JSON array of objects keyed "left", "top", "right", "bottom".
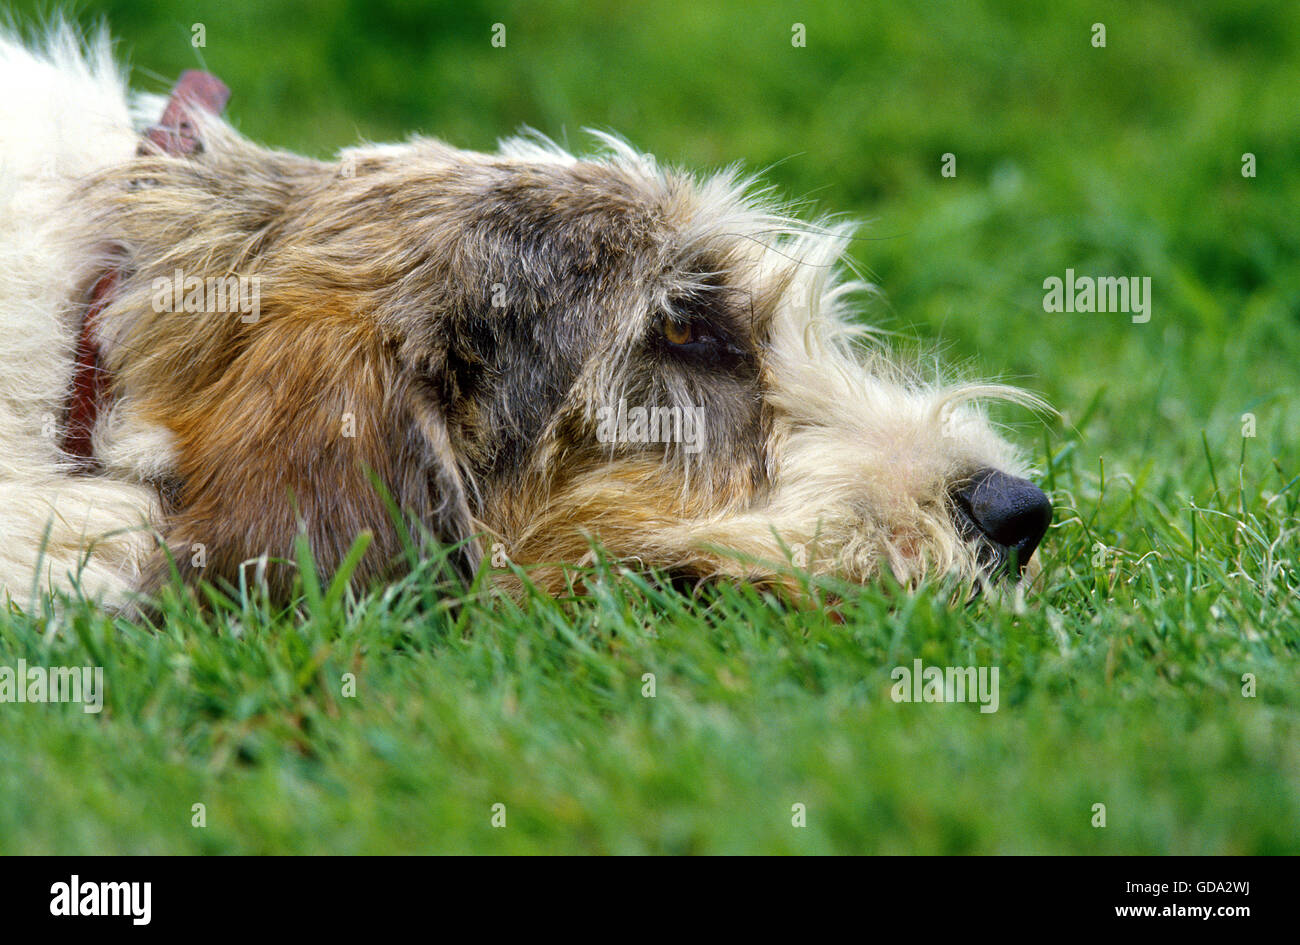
[{"left": 0, "top": 25, "right": 158, "bottom": 608}]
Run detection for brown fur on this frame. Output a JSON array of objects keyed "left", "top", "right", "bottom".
[{"left": 137, "top": 298, "right": 475, "bottom": 596}]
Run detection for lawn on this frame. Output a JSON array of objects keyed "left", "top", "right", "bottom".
[{"left": 1, "top": 0, "right": 1297, "bottom": 853}]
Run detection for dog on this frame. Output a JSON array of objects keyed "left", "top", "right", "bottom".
[{"left": 0, "top": 24, "right": 1051, "bottom": 610}]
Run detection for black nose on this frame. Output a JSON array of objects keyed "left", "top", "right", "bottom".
[{"left": 952, "top": 468, "right": 1051, "bottom": 570}]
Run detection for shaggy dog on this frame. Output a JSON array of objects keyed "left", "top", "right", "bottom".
[{"left": 0, "top": 25, "right": 1051, "bottom": 610}]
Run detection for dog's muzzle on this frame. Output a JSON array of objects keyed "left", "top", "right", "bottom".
[{"left": 950, "top": 468, "right": 1051, "bottom": 575}]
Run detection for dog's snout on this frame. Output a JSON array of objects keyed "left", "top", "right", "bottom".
[{"left": 952, "top": 468, "right": 1051, "bottom": 569}]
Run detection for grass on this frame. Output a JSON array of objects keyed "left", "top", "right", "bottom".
[{"left": 2, "top": 0, "right": 1298, "bottom": 853}]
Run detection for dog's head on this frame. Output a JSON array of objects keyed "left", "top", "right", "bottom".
[{"left": 84, "top": 124, "right": 1049, "bottom": 600}]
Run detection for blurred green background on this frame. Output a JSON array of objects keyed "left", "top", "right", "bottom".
[{"left": 3, "top": 0, "right": 1297, "bottom": 854}]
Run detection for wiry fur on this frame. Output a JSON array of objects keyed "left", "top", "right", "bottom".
[{"left": 0, "top": 24, "right": 1045, "bottom": 610}]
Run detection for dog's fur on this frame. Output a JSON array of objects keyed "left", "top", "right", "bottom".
[{"left": 0, "top": 25, "right": 1045, "bottom": 610}]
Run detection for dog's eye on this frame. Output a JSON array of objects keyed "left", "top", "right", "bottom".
[
  {"left": 663, "top": 318, "right": 695, "bottom": 346},
  {"left": 656, "top": 308, "right": 749, "bottom": 372}
]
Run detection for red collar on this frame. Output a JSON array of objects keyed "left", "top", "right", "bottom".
[{"left": 62, "top": 70, "right": 230, "bottom": 468}]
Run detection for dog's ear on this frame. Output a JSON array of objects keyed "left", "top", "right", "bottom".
[{"left": 140, "top": 302, "right": 481, "bottom": 600}]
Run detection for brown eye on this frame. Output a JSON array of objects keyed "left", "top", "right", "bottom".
[{"left": 663, "top": 319, "right": 694, "bottom": 346}]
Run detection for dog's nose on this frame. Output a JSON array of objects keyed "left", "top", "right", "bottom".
[{"left": 952, "top": 468, "right": 1051, "bottom": 569}]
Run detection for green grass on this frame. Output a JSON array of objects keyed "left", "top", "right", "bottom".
[{"left": 2, "top": 0, "right": 1298, "bottom": 853}]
